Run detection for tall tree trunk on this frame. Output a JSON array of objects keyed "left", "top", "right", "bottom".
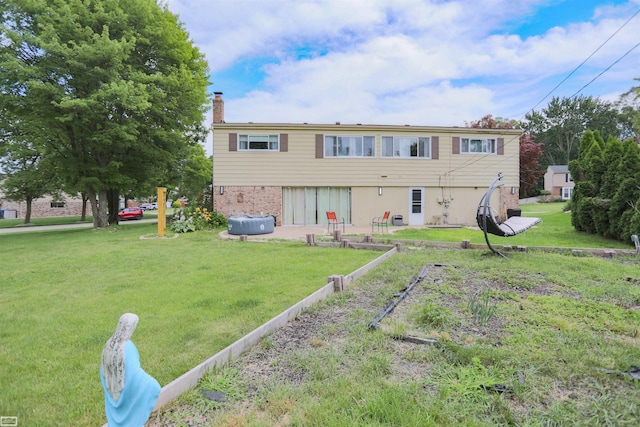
[
  {"left": 88, "top": 187, "right": 109, "bottom": 228},
  {"left": 24, "top": 196, "right": 33, "bottom": 224},
  {"left": 81, "top": 192, "right": 88, "bottom": 222},
  {"left": 107, "top": 189, "right": 120, "bottom": 225}
]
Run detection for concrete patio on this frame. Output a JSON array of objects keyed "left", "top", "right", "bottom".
[{"left": 218, "top": 224, "right": 412, "bottom": 241}]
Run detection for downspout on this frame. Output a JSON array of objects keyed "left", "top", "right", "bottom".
[{"left": 212, "top": 92, "right": 224, "bottom": 213}]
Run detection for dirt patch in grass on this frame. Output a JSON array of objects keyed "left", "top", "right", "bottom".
[
  {"left": 148, "top": 254, "right": 640, "bottom": 426},
  {"left": 149, "top": 264, "right": 447, "bottom": 426}
]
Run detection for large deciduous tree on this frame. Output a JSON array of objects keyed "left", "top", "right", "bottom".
[
  {"left": 519, "top": 133, "right": 543, "bottom": 198},
  {"left": 0, "top": 0, "right": 210, "bottom": 227},
  {"left": 0, "top": 140, "right": 58, "bottom": 224},
  {"left": 616, "top": 79, "right": 640, "bottom": 142},
  {"left": 521, "top": 95, "right": 621, "bottom": 167},
  {"left": 173, "top": 144, "right": 212, "bottom": 205}
]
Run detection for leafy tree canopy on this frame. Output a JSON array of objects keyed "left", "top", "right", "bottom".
[
  {"left": 521, "top": 95, "right": 622, "bottom": 168},
  {"left": 466, "top": 114, "right": 517, "bottom": 129},
  {"left": 0, "top": 0, "right": 210, "bottom": 227},
  {"left": 519, "top": 133, "right": 543, "bottom": 198},
  {"left": 615, "top": 78, "right": 640, "bottom": 141},
  {"left": 0, "top": 140, "right": 59, "bottom": 223}
]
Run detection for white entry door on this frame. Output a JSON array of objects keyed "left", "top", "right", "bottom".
[{"left": 408, "top": 187, "right": 424, "bottom": 225}]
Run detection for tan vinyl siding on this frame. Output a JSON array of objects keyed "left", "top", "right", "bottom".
[
  {"left": 352, "top": 186, "right": 499, "bottom": 226},
  {"left": 213, "top": 123, "right": 521, "bottom": 189}
]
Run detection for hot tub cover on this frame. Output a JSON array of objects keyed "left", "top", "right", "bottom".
[{"left": 228, "top": 215, "right": 275, "bottom": 235}]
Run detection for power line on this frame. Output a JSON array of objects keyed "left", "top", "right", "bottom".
[
  {"left": 445, "top": 7, "right": 640, "bottom": 176},
  {"left": 527, "top": 7, "right": 640, "bottom": 114},
  {"left": 569, "top": 40, "right": 640, "bottom": 99}
]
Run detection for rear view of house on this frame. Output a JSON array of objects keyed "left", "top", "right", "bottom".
[{"left": 211, "top": 93, "right": 522, "bottom": 228}]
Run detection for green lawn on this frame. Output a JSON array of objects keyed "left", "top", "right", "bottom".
[
  {"left": 388, "top": 203, "right": 633, "bottom": 250},
  {"left": 0, "top": 223, "right": 381, "bottom": 426},
  {"left": 4, "top": 202, "right": 633, "bottom": 250},
  {"left": 1, "top": 202, "right": 637, "bottom": 425},
  {"left": 0, "top": 215, "right": 94, "bottom": 227},
  {"left": 0, "top": 209, "right": 164, "bottom": 228},
  {"left": 166, "top": 248, "right": 640, "bottom": 426}
]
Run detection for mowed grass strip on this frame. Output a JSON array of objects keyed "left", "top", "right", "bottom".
[{"left": 0, "top": 223, "right": 382, "bottom": 426}]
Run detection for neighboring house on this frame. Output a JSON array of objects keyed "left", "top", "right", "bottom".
[
  {"left": 544, "top": 165, "right": 574, "bottom": 200},
  {"left": 0, "top": 192, "right": 84, "bottom": 219},
  {"left": 211, "top": 93, "right": 522, "bottom": 227}
]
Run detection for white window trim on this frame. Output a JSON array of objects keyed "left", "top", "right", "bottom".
[
  {"left": 460, "top": 137, "right": 496, "bottom": 154},
  {"left": 562, "top": 187, "right": 573, "bottom": 200},
  {"left": 381, "top": 136, "right": 431, "bottom": 159},
  {"left": 238, "top": 134, "right": 279, "bottom": 151},
  {"left": 324, "top": 135, "right": 375, "bottom": 158}
]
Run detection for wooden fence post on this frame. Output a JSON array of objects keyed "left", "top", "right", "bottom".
[{"left": 329, "top": 275, "right": 345, "bottom": 292}]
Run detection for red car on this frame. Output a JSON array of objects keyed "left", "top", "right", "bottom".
[{"left": 118, "top": 207, "right": 144, "bottom": 220}]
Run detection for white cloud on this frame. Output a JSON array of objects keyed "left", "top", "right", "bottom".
[{"left": 167, "top": 0, "right": 640, "bottom": 137}]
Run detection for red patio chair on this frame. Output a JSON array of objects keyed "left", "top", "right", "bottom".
[
  {"left": 372, "top": 211, "right": 391, "bottom": 233},
  {"left": 326, "top": 211, "right": 345, "bottom": 234}
]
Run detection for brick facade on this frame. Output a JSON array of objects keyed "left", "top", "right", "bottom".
[
  {"left": 1, "top": 196, "right": 84, "bottom": 218},
  {"left": 499, "top": 187, "right": 520, "bottom": 220},
  {"left": 213, "top": 186, "right": 282, "bottom": 225}
]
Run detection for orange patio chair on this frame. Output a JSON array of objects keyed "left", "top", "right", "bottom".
[
  {"left": 372, "top": 211, "right": 391, "bottom": 233},
  {"left": 326, "top": 211, "right": 345, "bottom": 234}
]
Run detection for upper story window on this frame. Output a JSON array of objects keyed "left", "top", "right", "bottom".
[
  {"left": 381, "top": 136, "right": 431, "bottom": 158},
  {"left": 239, "top": 134, "right": 279, "bottom": 151},
  {"left": 324, "top": 135, "right": 375, "bottom": 157},
  {"left": 460, "top": 138, "right": 496, "bottom": 154},
  {"left": 566, "top": 172, "right": 573, "bottom": 182}
]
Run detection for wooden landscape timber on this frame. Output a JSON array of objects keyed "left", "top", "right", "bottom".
[{"left": 131, "top": 245, "right": 399, "bottom": 421}]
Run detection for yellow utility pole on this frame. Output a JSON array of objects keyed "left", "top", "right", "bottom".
[{"left": 157, "top": 187, "right": 167, "bottom": 237}]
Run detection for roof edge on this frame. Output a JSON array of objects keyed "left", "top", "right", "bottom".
[{"left": 212, "top": 122, "right": 523, "bottom": 134}]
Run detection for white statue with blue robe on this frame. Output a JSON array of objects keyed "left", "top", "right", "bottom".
[{"left": 100, "top": 313, "right": 161, "bottom": 427}]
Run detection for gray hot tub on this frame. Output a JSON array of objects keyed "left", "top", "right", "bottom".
[{"left": 227, "top": 215, "right": 275, "bottom": 235}]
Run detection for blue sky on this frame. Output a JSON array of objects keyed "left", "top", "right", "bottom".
[{"left": 166, "top": 0, "right": 640, "bottom": 135}]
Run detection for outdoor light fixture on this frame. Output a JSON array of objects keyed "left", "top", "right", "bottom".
[
  {"left": 378, "top": 186, "right": 383, "bottom": 196},
  {"left": 220, "top": 186, "right": 224, "bottom": 195},
  {"left": 511, "top": 187, "right": 515, "bottom": 195}
]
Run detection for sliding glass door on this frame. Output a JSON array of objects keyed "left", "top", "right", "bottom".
[{"left": 283, "top": 187, "right": 351, "bottom": 225}]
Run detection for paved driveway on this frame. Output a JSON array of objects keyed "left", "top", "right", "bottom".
[{"left": 0, "top": 218, "right": 156, "bottom": 234}]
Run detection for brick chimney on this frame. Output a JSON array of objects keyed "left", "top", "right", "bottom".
[{"left": 213, "top": 92, "right": 224, "bottom": 123}]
